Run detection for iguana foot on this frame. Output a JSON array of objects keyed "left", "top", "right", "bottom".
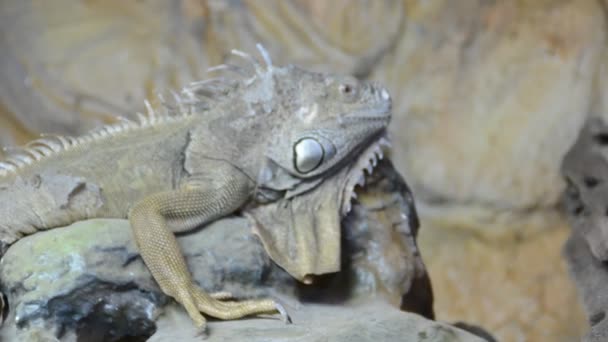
[{"left": 174, "top": 284, "right": 292, "bottom": 334}]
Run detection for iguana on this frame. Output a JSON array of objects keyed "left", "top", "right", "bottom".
[{"left": 0, "top": 45, "right": 392, "bottom": 334}]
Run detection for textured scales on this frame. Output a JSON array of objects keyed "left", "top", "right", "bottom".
[{"left": 0, "top": 44, "right": 392, "bottom": 335}]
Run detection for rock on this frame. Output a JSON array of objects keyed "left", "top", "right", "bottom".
[
  {"left": 147, "top": 300, "right": 485, "bottom": 342},
  {"left": 0, "top": 0, "right": 211, "bottom": 140},
  {"left": 564, "top": 230, "right": 608, "bottom": 342},
  {"left": 0, "top": 159, "right": 435, "bottom": 341},
  {"left": 419, "top": 219, "right": 586, "bottom": 342},
  {"left": 562, "top": 117, "right": 608, "bottom": 261},
  {"left": 373, "top": 0, "right": 604, "bottom": 216},
  {"left": 0, "top": 218, "right": 270, "bottom": 341},
  {"left": 561, "top": 117, "right": 608, "bottom": 341}
]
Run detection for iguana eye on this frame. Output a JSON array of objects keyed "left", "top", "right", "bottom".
[
  {"left": 339, "top": 81, "right": 358, "bottom": 102},
  {"left": 294, "top": 138, "right": 324, "bottom": 173},
  {"left": 339, "top": 84, "right": 353, "bottom": 94}
]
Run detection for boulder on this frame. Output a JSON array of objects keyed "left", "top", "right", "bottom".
[
  {"left": 562, "top": 117, "right": 608, "bottom": 341},
  {"left": 148, "top": 301, "right": 485, "bottom": 342}
]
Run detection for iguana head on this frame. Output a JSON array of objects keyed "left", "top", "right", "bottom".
[
  {"left": 217, "top": 47, "right": 393, "bottom": 205},
  {"left": 181, "top": 45, "right": 393, "bottom": 282},
  {"left": 265, "top": 67, "right": 391, "bottom": 179},
  {"left": 187, "top": 45, "right": 392, "bottom": 204}
]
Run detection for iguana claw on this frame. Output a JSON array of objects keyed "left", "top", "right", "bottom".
[{"left": 274, "top": 301, "right": 293, "bottom": 324}]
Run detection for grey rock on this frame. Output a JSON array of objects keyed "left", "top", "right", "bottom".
[
  {"left": 564, "top": 231, "right": 608, "bottom": 342},
  {"left": 562, "top": 117, "right": 608, "bottom": 262},
  {"left": 562, "top": 117, "right": 608, "bottom": 341},
  {"left": 0, "top": 159, "right": 435, "bottom": 341},
  {"left": 148, "top": 300, "right": 485, "bottom": 342}
]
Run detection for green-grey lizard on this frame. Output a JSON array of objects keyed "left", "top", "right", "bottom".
[{"left": 0, "top": 45, "right": 392, "bottom": 334}]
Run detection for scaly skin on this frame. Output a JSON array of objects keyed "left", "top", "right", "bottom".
[{"left": 0, "top": 45, "right": 392, "bottom": 334}]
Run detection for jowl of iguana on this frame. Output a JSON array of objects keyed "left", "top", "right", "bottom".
[{"left": 0, "top": 45, "right": 392, "bottom": 334}]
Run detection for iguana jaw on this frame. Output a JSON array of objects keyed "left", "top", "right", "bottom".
[{"left": 340, "top": 133, "right": 392, "bottom": 216}]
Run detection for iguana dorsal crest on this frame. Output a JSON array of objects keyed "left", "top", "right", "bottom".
[
  {"left": 0, "top": 44, "right": 280, "bottom": 178},
  {"left": 0, "top": 107, "right": 185, "bottom": 177}
]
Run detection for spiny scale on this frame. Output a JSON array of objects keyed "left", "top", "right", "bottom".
[
  {"left": 341, "top": 136, "right": 392, "bottom": 216},
  {"left": 0, "top": 113, "right": 182, "bottom": 177},
  {"left": 180, "top": 44, "right": 274, "bottom": 104}
]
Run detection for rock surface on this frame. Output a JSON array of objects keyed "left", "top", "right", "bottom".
[
  {"left": 419, "top": 219, "right": 586, "bottom": 342},
  {"left": 0, "top": 0, "right": 205, "bottom": 142},
  {"left": 377, "top": 0, "right": 603, "bottom": 214},
  {"left": 561, "top": 117, "right": 608, "bottom": 341},
  {"left": 0, "top": 159, "right": 437, "bottom": 341},
  {"left": 564, "top": 230, "right": 608, "bottom": 342},
  {"left": 562, "top": 118, "right": 608, "bottom": 261},
  {"left": 148, "top": 301, "right": 485, "bottom": 342}
]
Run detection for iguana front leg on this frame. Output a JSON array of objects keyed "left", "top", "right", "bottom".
[{"left": 128, "top": 169, "right": 289, "bottom": 333}]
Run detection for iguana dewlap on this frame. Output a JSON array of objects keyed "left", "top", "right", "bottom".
[{"left": 0, "top": 45, "right": 392, "bottom": 334}]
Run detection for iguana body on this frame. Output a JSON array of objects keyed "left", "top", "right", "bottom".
[{"left": 0, "top": 46, "right": 392, "bottom": 334}]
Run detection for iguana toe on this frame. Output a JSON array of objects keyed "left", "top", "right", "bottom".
[
  {"left": 184, "top": 284, "right": 288, "bottom": 322},
  {"left": 209, "top": 291, "right": 234, "bottom": 300},
  {"left": 175, "top": 286, "right": 208, "bottom": 334}
]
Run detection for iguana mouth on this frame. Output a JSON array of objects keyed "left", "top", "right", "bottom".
[{"left": 340, "top": 133, "right": 392, "bottom": 216}]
